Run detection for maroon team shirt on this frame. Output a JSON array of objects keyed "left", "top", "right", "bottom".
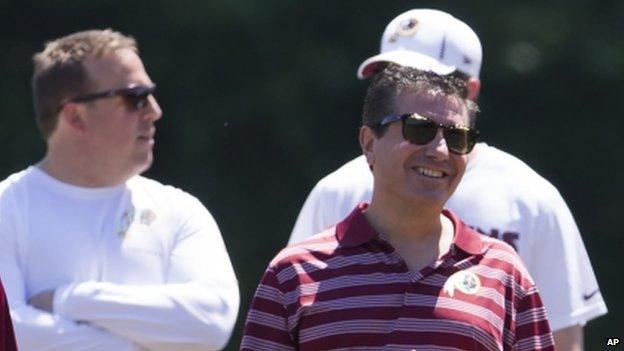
[
  {"left": 0, "top": 279, "right": 17, "bottom": 350},
  {"left": 241, "top": 204, "right": 554, "bottom": 350}
]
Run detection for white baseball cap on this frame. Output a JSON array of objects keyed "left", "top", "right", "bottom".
[{"left": 357, "top": 9, "right": 482, "bottom": 79}]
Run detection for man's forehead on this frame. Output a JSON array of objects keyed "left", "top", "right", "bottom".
[
  {"left": 397, "top": 90, "right": 467, "bottom": 118},
  {"left": 84, "top": 49, "right": 150, "bottom": 87}
]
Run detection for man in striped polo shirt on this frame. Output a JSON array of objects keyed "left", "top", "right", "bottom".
[{"left": 241, "top": 65, "right": 554, "bottom": 350}]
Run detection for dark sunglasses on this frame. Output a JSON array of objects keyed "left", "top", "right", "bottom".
[
  {"left": 65, "top": 84, "right": 157, "bottom": 111},
  {"left": 378, "top": 113, "right": 479, "bottom": 155}
]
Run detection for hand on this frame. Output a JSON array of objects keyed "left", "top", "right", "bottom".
[{"left": 28, "top": 289, "right": 56, "bottom": 312}]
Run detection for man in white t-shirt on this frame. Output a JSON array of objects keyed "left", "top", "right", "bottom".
[
  {"left": 0, "top": 29, "right": 239, "bottom": 350},
  {"left": 289, "top": 9, "right": 607, "bottom": 350}
]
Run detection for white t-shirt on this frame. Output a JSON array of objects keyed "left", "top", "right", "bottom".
[
  {"left": 289, "top": 143, "right": 607, "bottom": 331},
  {"left": 0, "top": 166, "right": 239, "bottom": 351}
]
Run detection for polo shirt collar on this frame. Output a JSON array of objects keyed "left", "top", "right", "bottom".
[
  {"left": 335, "top": 203, "right": 484, "bottom": 255},
  {"left": 444, "top": 209, "right": 484, "bottom": 255},
  {"left": 335, "top": 203, "right": 376, "bottom": 246}
]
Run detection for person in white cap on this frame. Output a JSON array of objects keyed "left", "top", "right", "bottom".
[{"left": 288, "top": 9, "right": 607, "bottom": 350}]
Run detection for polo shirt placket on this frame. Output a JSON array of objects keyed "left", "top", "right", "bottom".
[{"left": 369, "top": 221, "right": 492, "bottom": 350}]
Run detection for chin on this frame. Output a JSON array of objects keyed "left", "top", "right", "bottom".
[
  {"left": 404, "top": 187, "right": 450, "bottom": 207},
  {"left": 133, "top": 153, "right": 154, "bottom": 176}
]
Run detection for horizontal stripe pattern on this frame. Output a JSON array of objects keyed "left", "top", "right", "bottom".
[
  {"left": 240, "top": 335, "right": 294, "bottom": 351},
  {"left": 241, "top": 207, "right": 554, "bottom": 350}
]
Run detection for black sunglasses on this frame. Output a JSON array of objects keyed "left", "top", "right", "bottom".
[
  {"left": 378, "top": 113, "right": 479, "bottom": 155},
  {"left": 65, "top": 84, "right": 157, "bottom": 111}
]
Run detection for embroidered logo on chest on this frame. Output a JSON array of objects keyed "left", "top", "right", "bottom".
[
  {"left": 117, "top": 208, "right": 157, "bottom": 238},
  {"left": 117, "top": 208, "right": 136, "bottom": 237},
  {"left": 443, "top": 270, "right": 481, "bottom": 297}
]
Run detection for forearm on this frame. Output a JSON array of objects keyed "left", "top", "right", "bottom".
[
  {"left": 54, "top": 280, "right": 239, "bottom": 351},
  {"left": 12, "top": 304, "right": 140, "bottom": 351},
  {"left": 0, "top": 245, "right": 139, "bottom": 350},
  {"left": 553, "top": 325, "right": 582, "bottom": 351}
]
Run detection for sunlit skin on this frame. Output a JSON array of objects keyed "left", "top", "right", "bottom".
[
  {"left": 39, "top": 48, "right": 162, "bottom": 188},
  {"left": 360, "top": 90, "right": 470, "bottom": 271},
  {"left": 364, "top": 90, "right": 470, "bottom": 215},
  {"left": 79, "top": 49, "right": 162, "bottom": 178}
]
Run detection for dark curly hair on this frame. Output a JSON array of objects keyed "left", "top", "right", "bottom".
[{"left": 362, "top": 64, "right": 478, "bottom": 136}]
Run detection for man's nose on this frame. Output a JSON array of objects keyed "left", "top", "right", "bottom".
[
  {"left": 141, "top": 95, "right": 162, "bottom": 122},
  {"left": 424, "top": 128, "right": 449, "bottom": 161}
]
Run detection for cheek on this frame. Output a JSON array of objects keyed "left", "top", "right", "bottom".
[
  {"left": 374, "top": 138, "right": 405, "bottom": 163},
  {"left": 105, "top": 116, "right": 138, "bottom": 137},
  {"left": 91, "top": 123, "right": 136, "bottom": 149},
  {"left": 452, "top": 155, "right": 468, "bottom": 176}
]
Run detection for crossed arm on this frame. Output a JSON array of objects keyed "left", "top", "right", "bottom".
[{"left": 2, "top": 199, "right": 239, "bottom": 351}]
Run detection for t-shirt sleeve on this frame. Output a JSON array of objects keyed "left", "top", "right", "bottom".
[{"left": 524, "top": 187, "right": 607, "bottom": 330}]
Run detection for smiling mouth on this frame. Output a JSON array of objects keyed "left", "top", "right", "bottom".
[
  {"left": 413, "top": 166, "right": 446, "bottom": 178},
  {"left": 137, "top": 134, "right": 155, "bottom": 145},
  {"left": 137, "top": 128, "right": 155, "bottom": 141}
]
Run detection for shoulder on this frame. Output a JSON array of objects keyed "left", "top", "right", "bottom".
[
  {"left": 474, "top": 144, "right": 563, "bottom": 200},
  {"left": 480, "top": 234, "right": 522, "bottom": 257},
  {"left": 478, "top": 146, "right": 550, "bottom": 184},
  {"left": 479, "top": 234, "right": 535, "bottom": 286},
  {"left": 269, "top": 228, "right": 340, "bottom": 278},
  {"left": 0, "top": 168, "right": 33, "bottom": 190},
  {"left": 0, "top": 168, "right": 35, "bottom": 202},
  {"left": 0, "top": 169, "right": 35, "bottom": 230},
  {"left": 128, "top": 176, "right": 214, "bottom": 226},
  {"left": 128, "top": 176, "right": 203, "bottom": 206},
  {"left": 314, "top": 155, "right": 371, "bottom": 192}
]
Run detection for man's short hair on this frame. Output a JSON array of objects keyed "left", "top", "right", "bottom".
[
  {"left": 32, "top": 29, "right": 138, "bottom": 139},
  {"left": 362, "top": 64, "right": 478, "bottom": 136}
]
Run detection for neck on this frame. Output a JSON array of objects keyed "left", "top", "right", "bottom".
[
  {"left": 39, "top": 144, "right": 131, "bottom": 188},
  {"left": 366, "top": 192, "right": 442, "bottom": 240},
  {"left": 365, "top": 191, "right": 455, "bottom": 271}
]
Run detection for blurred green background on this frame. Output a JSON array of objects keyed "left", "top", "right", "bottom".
[{"left": 1, "top": 0, "right": 622, "bottom": 349}]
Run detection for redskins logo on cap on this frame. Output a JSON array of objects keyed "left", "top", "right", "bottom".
[
  {"left": 389, "top": 17, "right": 420, "bottom": 43},
  {"left": 443, "top": 270, "right": 481, "bottom": 297}
]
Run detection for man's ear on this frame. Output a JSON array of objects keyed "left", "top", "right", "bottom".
[
  {"left": 359, "top": 125, "right": 376, "bottom": 169},
  {"left": 58, "top": 103, "right": 87, "bottom": 133},
  {"left": 466, "top": 77, "right": 481, "bottom": 101}
]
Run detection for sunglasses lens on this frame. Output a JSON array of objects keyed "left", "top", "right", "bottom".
[
  {"left": 126, "top": 94, "right": 149, "bottom": 110},
  {"left": 401, "top": 114, "right": 478, "bottom": 155},
  {"left": 402, "top": 119, "right": 438, "bottom": 145},
  {"left": 444, "top": 129, "right": 478, "bottom": 155},
  {"left": 121, "top": 87, "right": 154, "bottom": 110}
]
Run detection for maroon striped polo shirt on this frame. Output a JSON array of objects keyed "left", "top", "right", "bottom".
[
  {"left": 241, "top": 204, "right": 554, "bottom": 350},
  {"left": 0, "top": 279, "right": 17, "bottom": 351}
]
